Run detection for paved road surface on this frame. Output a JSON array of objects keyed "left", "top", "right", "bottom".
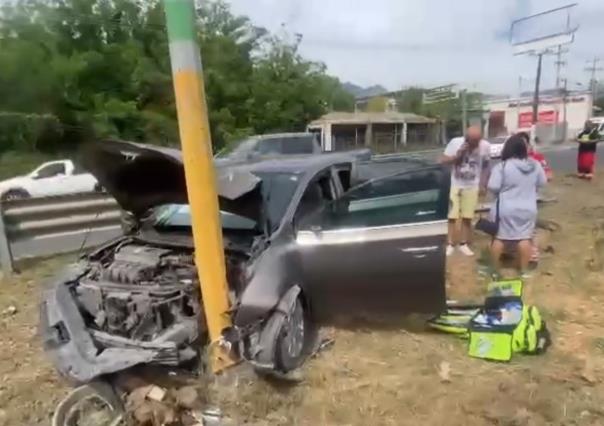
[{"left": 543, "top": 144, "right": 604, "bottom": 173}]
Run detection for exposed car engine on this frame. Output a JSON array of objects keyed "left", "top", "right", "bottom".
[{"left": 74, "top": 242, "right": 203, "bottom": 364}]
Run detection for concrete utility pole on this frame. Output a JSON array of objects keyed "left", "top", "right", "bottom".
[
  {"left": 585, "top": 57, "right": 603, "bottom": 101},
  {"left": 163, "top": 0, "right": 236, "bottom": 373},
  {"left": 554, "top": 46, "right": 568, "bottom": 90},
  {"left": 561, "top": 77, "right": 568, "bottom": 141},
  {"left": 532, "top": 53, "right": 543, "bottom": 125}
]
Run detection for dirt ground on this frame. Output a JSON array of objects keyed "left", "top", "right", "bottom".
[{"left": 2, "top": 174, "right": 604, "bottom": 425}]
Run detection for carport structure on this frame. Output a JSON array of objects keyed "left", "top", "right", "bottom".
[{"left": 308, "top": 112, "right": 438, "bottom": 154}]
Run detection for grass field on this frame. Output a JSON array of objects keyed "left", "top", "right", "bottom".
[{"left": 1, "top": 173, "right": 604, "bottom": 425}]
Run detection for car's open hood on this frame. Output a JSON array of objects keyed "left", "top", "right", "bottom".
[{"left": 81, "top": 140, "right": 263, "bottom": 222}]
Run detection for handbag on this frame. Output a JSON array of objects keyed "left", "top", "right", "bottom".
[{"left": 475, "top": 162, "right": 506, "bottom": 237}]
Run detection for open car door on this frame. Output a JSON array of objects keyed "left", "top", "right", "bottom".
[{"left": 295, "top": 166, "right": 450, "bottom": 321}]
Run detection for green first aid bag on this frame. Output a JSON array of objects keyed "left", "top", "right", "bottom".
[
  {"left": 429, "top": 280, "right": 551, "bottom": 362},
  {"left": 426, "top": 303, "right": 482, "bottom": 335},
  {"left": 468, "top": 296, "right": 551, "bottom": 362},
  {"left": 487, "top": 279, "right": 523, "bottom": 297}
]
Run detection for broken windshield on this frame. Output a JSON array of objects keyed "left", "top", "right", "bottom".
[{"left": 153, "top": 171, "right": 301, "bottom": 233}]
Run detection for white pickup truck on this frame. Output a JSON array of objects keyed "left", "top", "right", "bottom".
[{"left": 0, "top": 159, "right": 100, "bottom": 201}]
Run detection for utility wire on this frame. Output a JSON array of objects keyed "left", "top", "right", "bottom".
[{"left": 585, "top": 57, "right": 603, "bottom": 100}]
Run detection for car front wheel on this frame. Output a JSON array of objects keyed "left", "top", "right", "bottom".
[
  {"left": 255, "top": 294, "right": 318, "bottom": 374},
  {"left": 52, "top": 381, "right": 124, "bottom": 426},
  {"left": 1, "top": 189, "right": 30, "bottom": 202}
]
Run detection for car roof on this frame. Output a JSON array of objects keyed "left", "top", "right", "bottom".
[{"left": 221, "top": 154, "right": 352, "bottom": 176}]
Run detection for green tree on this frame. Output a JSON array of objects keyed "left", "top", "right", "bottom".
[{"left": 0, "top": 0, "right": 353, "bottom": 154}]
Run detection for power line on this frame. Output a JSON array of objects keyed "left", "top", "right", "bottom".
[
  {"left": 554, "top": 46, "right": 569, "bottom": 90},
  {"left": 585, "top": 57, "right": 603, "bottom": 100}
]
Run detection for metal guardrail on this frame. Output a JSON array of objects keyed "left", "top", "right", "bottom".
[
  {"left": 0, "top": 164, "right": 555, "bottom": 276},
  {"left": 372, "top": 149, "right": 441, "bottom": 161},
  {"left": 0, "top": 192, "right": 123, "bottom": 274}
]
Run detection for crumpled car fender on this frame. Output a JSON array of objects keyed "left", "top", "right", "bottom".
[
  {"left": 234, "top": 242, "right": 303, "bottom": 327},
  {"left": 251, "top": 285, "right": 301, "bottom": 371}
]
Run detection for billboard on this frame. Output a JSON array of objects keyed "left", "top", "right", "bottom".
[
  {"left": 422, "top": 84, "right": 457, "bottom": 105},
  {"left": 510, "top": 4, "right": 578, "bottom": 55}
]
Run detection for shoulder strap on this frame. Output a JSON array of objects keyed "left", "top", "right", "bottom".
[{"left": 496, "top": 162, "right": 506, "bottom": 223}]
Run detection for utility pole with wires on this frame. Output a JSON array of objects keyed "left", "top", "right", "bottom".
[
  {"left": 532, "top": 53, "right": 544, "bottom": 126},
  {"left": 554, "top": 46, "right": 568, "bottom": 90},
  {"left": 585, "top": 57, "right": 603, "bottom": 101}
]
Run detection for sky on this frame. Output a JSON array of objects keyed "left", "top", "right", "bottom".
[{"left": 226, "top": 0, "right": 604, "bottom": 95}]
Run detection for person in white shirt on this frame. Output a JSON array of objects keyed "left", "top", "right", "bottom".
[{"left": 440, "top": 127, "right": 491, "bottom": 256}]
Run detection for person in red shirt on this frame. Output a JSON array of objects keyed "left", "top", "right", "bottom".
[
  {"left": 517, "top": 133, "right": 553, "bottom": 181},
  {"left": 576, "top": 121, "right": 600, "bottom": 180}
]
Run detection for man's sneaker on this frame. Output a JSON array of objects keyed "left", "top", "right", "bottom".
[
  {"left": 446, "top": 244, "right": 455, "bottom": 257},
  {"left": 458, "top": 244, "right": 475, "bottom": 257}
]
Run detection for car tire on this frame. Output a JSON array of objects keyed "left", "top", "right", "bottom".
[
  {"left": 1, "top": 189, "right": 30, "bottom": 202},
  {"left": 52, "top": 381, "right": 124, "bottom": 426},
  {"left": 93, "top": 183, "right": 104, "bottom": 192},
  {"left": 257, "top": 295, "right": 318, "bottom": 373}
]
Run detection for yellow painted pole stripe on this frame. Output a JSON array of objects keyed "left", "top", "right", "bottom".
[
  {"left": 171, "top": 69, "right": 237, "bottom": 372},
  {"left": 172, "top": 69, "right": 237, "bottom": 372},
  {"left": 164, "top": 0, "right": 236, "bottom": 373}
]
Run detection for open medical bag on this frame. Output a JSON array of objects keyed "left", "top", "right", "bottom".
[{"left": 429, "top": 279, "right": 551, "bottom": 361}]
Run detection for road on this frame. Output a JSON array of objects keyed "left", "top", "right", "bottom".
[
  {"left": 543, "top": 144, "right": 604, "bottom": 172},
  {"left": 387, "top": 144, "right": 598, "bottom": 174}
]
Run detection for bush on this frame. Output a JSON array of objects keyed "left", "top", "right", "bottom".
[
  {"left": 0, "top": 113, "right": 63, "bottom": 154},
  {"left": 0, "top": 151, "right": 57, "bottom": 180}
]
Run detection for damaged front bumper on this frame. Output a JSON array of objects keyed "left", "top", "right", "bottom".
[{"left": 40, "top": 265, "right": 198, "bottom": 383}]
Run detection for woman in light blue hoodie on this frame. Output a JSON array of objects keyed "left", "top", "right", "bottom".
[{"left": 488, "top": 135, "right": 547, "bottom": 277}]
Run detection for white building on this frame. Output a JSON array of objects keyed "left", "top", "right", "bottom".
[
  {"left": 483, "top": 91, "right": 593, "bottom": 143},
  {"left": 307, "top": 112, "right": 438, "bottom": 153}
]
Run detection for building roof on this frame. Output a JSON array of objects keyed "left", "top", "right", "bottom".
[
  {"left": 483, "top": 90, "right": 592, "bottom": 106},
  {"left": 309, "top": 111, "right": 436, "bottom": 126}
]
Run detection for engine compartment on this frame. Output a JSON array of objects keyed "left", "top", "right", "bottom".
[{"left": 74, "top": 243, "right": 202, "bottom": 348}]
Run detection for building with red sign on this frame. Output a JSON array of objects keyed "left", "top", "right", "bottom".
[{"left": 484, "top": 91, "right": 593, "bottom": 144}]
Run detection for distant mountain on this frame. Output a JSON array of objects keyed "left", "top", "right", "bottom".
[{"left": 342, "top": 82, "right": 389, "bottom": 99}]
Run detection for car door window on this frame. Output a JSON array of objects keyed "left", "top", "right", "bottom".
[
  {"left": 295, "top": 173, "right": 336, "bottom": 220},
  {"left": 72, "top": 163, "right": 87, "bottom": 175},
  {"left": 301, "top": 168, "right": 448, "bottom": 230},
  {"left": 257, "top": 139, "right": 282, "bottom": 155},
  {"left": 34, "top": 163, "right": 66, "bottom": 179},
  {"left": 280, "top": 136, "right": 316, "bottom": 154}
]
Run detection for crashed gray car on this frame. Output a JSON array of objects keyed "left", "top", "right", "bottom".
[{"left": 40, "top": 140, "right": 450, "bottom": 383}]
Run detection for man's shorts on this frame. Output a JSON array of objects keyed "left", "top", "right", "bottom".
[{"left": 448, "top": 187, "right": 479, "bottom": 220}]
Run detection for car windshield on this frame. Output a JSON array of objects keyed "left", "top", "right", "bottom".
[
  {"left": 217, "top": 135, "right": 317, "bottom": 158},
  {"left": 217, "top": 138, "right": 258, "bottom": 158},
  {"left": 152, "top": 171, "right": 301, "bottom": 233},
  {"left": 153, "top": 205, "right": 257, "bottom": 230}
]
